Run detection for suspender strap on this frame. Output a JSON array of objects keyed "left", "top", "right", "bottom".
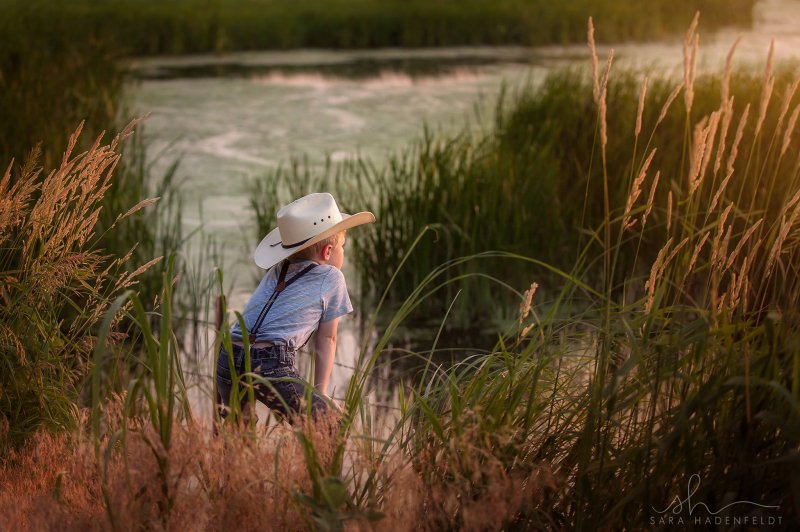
[{"left": 247, "top": 260, "right": 317, "bottom": 344}]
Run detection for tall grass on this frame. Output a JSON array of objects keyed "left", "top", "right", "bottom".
[
  {"left": 251, "top": 56, "right": 800, "bottom": 334},
  {"left": 0, "top": 1, "right": 125, "bottom": 167},
  {"left": 96, "top": 130, "right": 184, "bottom": 307},
  {"left": 0, "top": 0, "right": 197, "bottom": 364},
  {"left": 2, "top": 16, "right": 800, "bottom": 531},
  {"left": 394, "top": 23, "right": 800, "bottom": 526},
  {"left": 0, "top": 0, "right": 755, "bottom": 59},
  {"left": 94, "top": 129, "right": 219, "bottom": 358},
  {"left": 0, "top": 121, "right": 164, "bottom": 447}
]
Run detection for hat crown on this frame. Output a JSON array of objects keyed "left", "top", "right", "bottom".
[{"left": 277, "top": 192, "right": 343, "bottom": 246}]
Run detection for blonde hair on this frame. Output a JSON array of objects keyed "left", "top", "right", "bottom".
[{"left": 289, "top": 231, "right": 345, "bottom": 261}]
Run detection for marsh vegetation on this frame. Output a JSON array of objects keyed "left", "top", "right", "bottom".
[{"left": 1, "top": 5, "right": 799, "bottom": 530}]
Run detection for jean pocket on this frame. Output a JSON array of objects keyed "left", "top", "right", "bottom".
[
  {"left": 218, "top": 344, "right": 245, "bottom": 372},
  {"left": 251, "top": 354, "right": 281, "bottom": 377}
]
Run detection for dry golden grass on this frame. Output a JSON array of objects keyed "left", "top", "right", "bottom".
[
  {"left": 622, "top": 148, "right": 656, "bottom": 230},
  {"left": 720, "top": 36, "right": 741, "bottom": 105},
  {"left": 588, "top": 17, "right": 599, "bottom": 104},
  {"left": 682, "top": 12, "right": 699, "bottom": 116},
  {"left": 754, "top": 40, "right": 776, "bottom": 138},
  {"left": 782, "top": 102, "right": 800, "bottom": 156},
  {"left": 635, "top": 75, "right": 648, "bottom": 139},
  {"left": 640, "top": 170, "right": 660, "bottom": 230}
]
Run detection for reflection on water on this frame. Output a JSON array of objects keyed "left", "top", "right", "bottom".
[{"left": 132, "top": 0, "right": 800, "bottom": 425}]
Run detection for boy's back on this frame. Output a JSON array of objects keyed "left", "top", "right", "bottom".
[{"left": 230, "top": 259, "right": 352, "bottom": 351}]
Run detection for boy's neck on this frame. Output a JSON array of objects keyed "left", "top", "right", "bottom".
[{"left": 292, "top": 256, "right": 327, "bottom": 266}]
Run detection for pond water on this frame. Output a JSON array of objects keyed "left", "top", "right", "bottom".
[{"left": 128, "top": 0, "right": 800, "bottom": 425}]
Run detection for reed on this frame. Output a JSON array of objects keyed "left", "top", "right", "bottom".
[
  {"left": 249, "top": 58, "right": 800, "bottom": 333},
  {"left": 0, "top": 0, "right": 755, "bottom": 59},
  {"left": 0, "top": 1, "right": 125, "bottom": 168},
  {"left": 382, "top": 26, "right": 800, "bottom": 525}
]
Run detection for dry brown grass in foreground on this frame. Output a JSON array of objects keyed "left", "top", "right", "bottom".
[{"left": 0, "top": 407, "right": 553, "bottom": 531}]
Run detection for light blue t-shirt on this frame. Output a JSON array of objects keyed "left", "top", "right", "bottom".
[{"left": 230, "top": 259, "right": 353, "bottom": 350}]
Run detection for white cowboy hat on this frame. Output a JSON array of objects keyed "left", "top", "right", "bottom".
[{"left": 254, "top": 192, "right": 375, "bottom": 270}]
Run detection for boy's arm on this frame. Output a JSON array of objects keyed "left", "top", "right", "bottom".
[{"left": 313, "top": 317, "right": 340, "bottom": 396}]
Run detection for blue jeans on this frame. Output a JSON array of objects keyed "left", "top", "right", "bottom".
[{"left": 215, "top": 343, "right": 327, "bottom": 423}]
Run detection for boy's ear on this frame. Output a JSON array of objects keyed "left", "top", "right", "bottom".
[{"left": 321, "top": 244, "right": 333, "bottom": 261}]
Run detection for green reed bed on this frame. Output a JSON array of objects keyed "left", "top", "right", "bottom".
[
  {"left": 95, "top": 128, "right": 223, "bottom": 361},
  {"left": 0, "top": 0, "right": 754, "bottom": 58},
  {"left": 386, "top": 24, "right": 800, "bottom": 527},
  {"left": 0, "top": 1, "right": 126, "bottom": 167},
  {"left": 250, "top": 52, "right": 800, "bottom": 334}
]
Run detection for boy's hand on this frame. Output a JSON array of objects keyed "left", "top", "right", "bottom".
[{"left": 326, "top": 396, "right": 344, "bottom": 414}]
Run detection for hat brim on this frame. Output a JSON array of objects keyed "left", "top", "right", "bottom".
[{"left": 254, "top": 211, "right": 375, "bottom": 270}]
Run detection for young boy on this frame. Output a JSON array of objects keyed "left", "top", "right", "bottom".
[{"left": 216, "top": 192, "right": 375, "bottom": 424}]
